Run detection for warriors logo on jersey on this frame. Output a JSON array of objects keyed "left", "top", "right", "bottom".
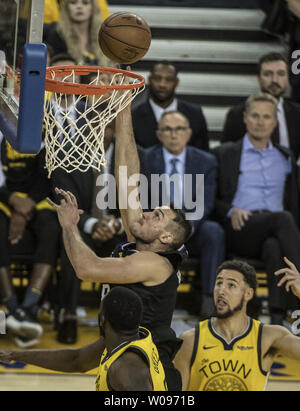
[{"left": 188, "top": 318, "right": 269, "bottom": 391}]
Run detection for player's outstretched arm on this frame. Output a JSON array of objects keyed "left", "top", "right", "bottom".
[
  {"left": 47, "top": 189, "right": 171, "bottom": 284},
  {"left": 263, "top": 324, "right": 300, "bottom": 363},
  {"left": 114, "top": 89, "right": 143, "bottom": 242},
  {"left": 173, "top": 328, "right": 195, "bottom": 391},
  {"left": 0, "top": 338, "right": 105, "bottom": 373}
]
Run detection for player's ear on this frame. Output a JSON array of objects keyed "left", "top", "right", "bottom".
[
  {"left": 159, "top": 231, "right": 174, "bottom": 245},
  {"left": 245, "top": 287, "right": 254, "bottom": 302}
]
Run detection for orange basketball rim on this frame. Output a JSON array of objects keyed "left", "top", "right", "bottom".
[
  {"left": 45, "top": 65, "right": 145, "bottom": 95},
  {"left": 43, "top": 65, "right": 145, "bottom": 176}
]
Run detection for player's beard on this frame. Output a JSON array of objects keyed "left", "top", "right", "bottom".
[{"left": 215, "top": 293, "right": 245, "bottom": 319}]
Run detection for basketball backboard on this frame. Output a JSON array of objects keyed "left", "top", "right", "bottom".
[{"left": 0, "top": 0, "right": 46, "bottom": 153}]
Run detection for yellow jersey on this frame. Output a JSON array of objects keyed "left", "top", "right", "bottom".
[
  {"left": 95, "top": 327, "right": 168, "bottom": 391},
  {"left": 188, "top": 318, "right": 269, "bottom": 391}
]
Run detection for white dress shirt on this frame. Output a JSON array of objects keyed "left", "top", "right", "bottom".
[{"left": 149, "top": 98, "right": 178, "bottom": 123}]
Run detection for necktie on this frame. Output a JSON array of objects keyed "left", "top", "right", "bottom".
[{"left": 169, "top": 158, "right": 179, "bottom": 204}]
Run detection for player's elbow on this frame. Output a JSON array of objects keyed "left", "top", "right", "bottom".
[
  {"left": 75, "top": 263, "right": 104, "bottom": 282},
  {"left": 72, "top": 257, "right": 98, "bottom": 281},
  {"left": 75, "top": 268, "right": 92, "bottom": 282},
  {"left": 75, "top": 270, "right": 86, "bottom": 281}
]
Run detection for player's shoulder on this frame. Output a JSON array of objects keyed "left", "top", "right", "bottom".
[
  {"left": 262, "top": 323, "right": 291, "bottom": 338},
  {"left": 261, "top": 323, "right": 291, "bottom": 348},
  {"left": 180, "top": 327, "right": 196, "bottom": 344},
  {"left": 126, "top": 249, "right": 173, "bottom": 270},
  {"left": 176, "top": 327, "right": 197, "bottom": 359},
  {"left": 113, "top": 350, "right": 147, "bottom": 369},
  {"left": 109, "top": 350, "right": 151, "bottom": 389}
]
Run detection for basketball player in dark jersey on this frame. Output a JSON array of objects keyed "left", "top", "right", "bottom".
[{"left": 46, "top": 100, "right": 192, "bottom": 390}]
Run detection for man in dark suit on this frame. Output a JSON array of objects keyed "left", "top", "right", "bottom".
[
  {"left": 222, "top": 52, "right": 300, "bottom": 161},
  {"left": 215, "top": 92, "right": 300, "bottom": 326},
  {"left": 132, "top": 61, "right": 209, "bottom": 151},
  {"left": 144, "top": 110, "right": 225, "bottom": 317}
]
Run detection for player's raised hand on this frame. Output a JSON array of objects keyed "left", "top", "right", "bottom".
[
  {"left": 275, "top": 257, "right": 300, "bottom": 299},
  {"left": 47, "top": 188, "right": 84, "bottom": 229}
]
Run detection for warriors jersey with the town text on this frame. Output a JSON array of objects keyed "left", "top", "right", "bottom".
[
  {"left": 95, "top": 327, "right": 168, "bottom": 391},
  {"left": 188, "top": 318, "right": 269, "bottom": 391}
]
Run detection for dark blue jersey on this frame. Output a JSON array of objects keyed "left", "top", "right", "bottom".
[{"left": 99, "top": 242, "right": 188, "bottom": 351}]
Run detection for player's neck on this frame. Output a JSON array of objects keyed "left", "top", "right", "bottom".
[
  {"left": 212, "top": 313, "right": 249, "bottom": 344},
  {"left": 135, "top": 239, "right": 169, "bottom": 253},
  {"left": 106, "top": 332, "right": 139, "bottom": 354}
]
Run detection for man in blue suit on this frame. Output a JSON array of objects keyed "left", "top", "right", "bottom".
[{"left": 143, "top": 111, "right": 225, "bottom": 317}]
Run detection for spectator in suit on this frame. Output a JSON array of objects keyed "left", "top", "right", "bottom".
[
  {"left": 214, "top": 92, "right": 300, "bottom": 326},
  {"left": 0, "top": 139, "right": 60, "bottom": 348},
  {"left": 144, "top": 111, "right": 225, "bottom": 317},
  {"left": 43, "top": 0, "right": 109, "bottom": 66},
  {"left": 132, "top": 61, "right": 209, "bottom": 151},
  {"left": 222, "top": 52, "right": 300, "bottom": 161}
]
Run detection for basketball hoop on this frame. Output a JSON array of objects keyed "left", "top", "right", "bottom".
[{"left": 43, "top": 66, "right": 145, "bottom": 176}]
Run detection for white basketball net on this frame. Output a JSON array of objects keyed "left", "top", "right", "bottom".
[{"left": 43, "top": 68, "right": 144, "bottom": 176}]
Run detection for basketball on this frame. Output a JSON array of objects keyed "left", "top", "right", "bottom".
[{"left": 98, "top": 12, "right": 152, "bottom": 64}]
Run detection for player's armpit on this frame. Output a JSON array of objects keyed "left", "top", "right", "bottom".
[
  {"left": 77, "top": 337, "right": 106, "bottom": 373},
  {"left": 269, "top": 328, "right": 300, "bottom": 361}
]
